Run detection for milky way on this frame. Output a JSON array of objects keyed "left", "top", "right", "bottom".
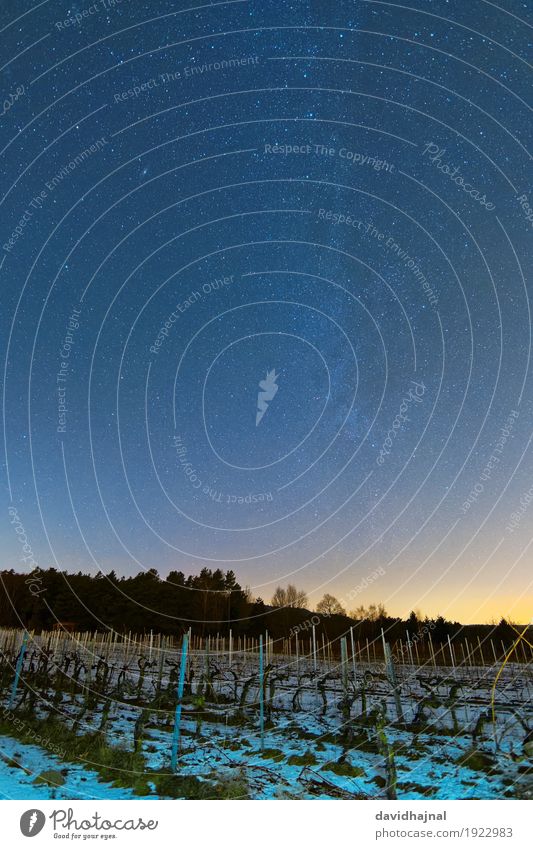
[{"left": 1, "top": 0, "right": 532, "bottom": 624}]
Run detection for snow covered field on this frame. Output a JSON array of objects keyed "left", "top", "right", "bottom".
[
  {"left": 0, "top": 736, "right": 150, "bottom": 800},
  {"left": 1, "top": 637, "right": 531, "bottom": 800}
]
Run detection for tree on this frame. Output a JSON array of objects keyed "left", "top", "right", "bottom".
[
  {"left": 286, "top": 584, "right": 308, "bottom": 608},
  {"left": 224, "top": 570, "right": 238, "bottom": 591},
  {"left": 349, "top": 603, "right": 387, "bottom": 621},
  {"left": 316, "top": 594, "right": 346, "bottom": 616},
  {"left": 242, "top": 585, "right": 255, "bottom": 604},
  {"left": 432, "top": 615, "right": 448, "bottom": 642},
  {"left": 167, "top": 570, "right": 185, "bottom": 587},
  {"left": 271, "top": 584, "right": 308, "bottom": 608},
  {"left": 271, "top": 586, "right": 287, "bottom": 607},
  {"left": 407, "top": 610, "right": 420, "bottom": 635},
  {"left": 493, "top": 618, "right": 517, "bottom": 644}
]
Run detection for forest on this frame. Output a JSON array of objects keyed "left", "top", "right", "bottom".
[{"left": 0, "top": 566, "right": 521, "bottom": 646}]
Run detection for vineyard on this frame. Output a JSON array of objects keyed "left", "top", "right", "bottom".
[{"left": 0, "top": 628, "right": 531, "bottom": 801}]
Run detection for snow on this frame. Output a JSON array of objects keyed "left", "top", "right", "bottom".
[
  {"left": 0, "top": 646, "right": 530, "bottom": 799},
  {"left": 0, "top": 736, "right": 151, "bottom": 801}
]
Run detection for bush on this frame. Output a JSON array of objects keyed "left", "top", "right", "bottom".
[
  {"left": 287, "top": 750, "right": 317, "bottom": 766},
  {"left": 322, "top": 761, "right": 364, "bottom": 778},
  {"left": 154, "top": 770, "right": 248, "bottom": 799}
]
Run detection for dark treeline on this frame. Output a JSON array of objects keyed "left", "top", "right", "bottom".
[{"left": 0, "top": 567, "right": 522, "bottom": 647}]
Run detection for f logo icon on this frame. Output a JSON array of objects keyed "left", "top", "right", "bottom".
[{"left": 20, "top": 810, "right": 46, "bottom": 837}]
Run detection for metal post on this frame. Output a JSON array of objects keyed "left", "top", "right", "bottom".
[
  {"left": 170, "top": 634, "right": 189, "bottom": 772},
  {"left": 259, "top": 635, "right": 265, "bottom": 751}
]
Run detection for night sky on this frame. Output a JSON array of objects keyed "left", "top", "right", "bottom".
[{"left": 1, "top": 0, "right": 532, "bottom": 624}]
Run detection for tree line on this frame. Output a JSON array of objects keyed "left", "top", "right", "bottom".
[{"left": 0, "top": 567, "right": 522, "bottom": 646}]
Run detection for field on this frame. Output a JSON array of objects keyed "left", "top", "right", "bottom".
[{"left": 0, "top": 629, "right": 532, "bottom": 800}]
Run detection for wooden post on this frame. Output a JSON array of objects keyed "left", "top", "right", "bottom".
[
  {"left": 8, "top": 631, "right": 29, "bottom": 709},
  {"left": 428, "top": 632, "right": 436, "bottom": 668},
  {"left": 312, "top": 625, "right": 317, "bottom": 675},
  {"left": 204, "top": 636, "right": 209, "bottom": 683},
  {"left": 380, "top": 628, "right": 387, "bottom": 661},
  {"left": 340, "top": 637, "right": 348, "bottom": 694},
  {"left": 156, "top": 638, "right": 165, "bottom": 694},
  {"left": 406, "top": 630, "right": 414, "bottom": 666},
  {"left": 349, "top": 626, "right": 356, "bottom": 685},
  {"left": 170, "top": 634, "right": 189, "bottom": 772},
  {"left": 447, "top": 635, "right": 455, "bottom": 670},
  {"left": 384, "top": 641, "right": 404, "bottom": 724}
]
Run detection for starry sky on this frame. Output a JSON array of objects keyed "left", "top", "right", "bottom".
[{"left": 1, "top": 0, "right": 532, "bottom": 624}]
